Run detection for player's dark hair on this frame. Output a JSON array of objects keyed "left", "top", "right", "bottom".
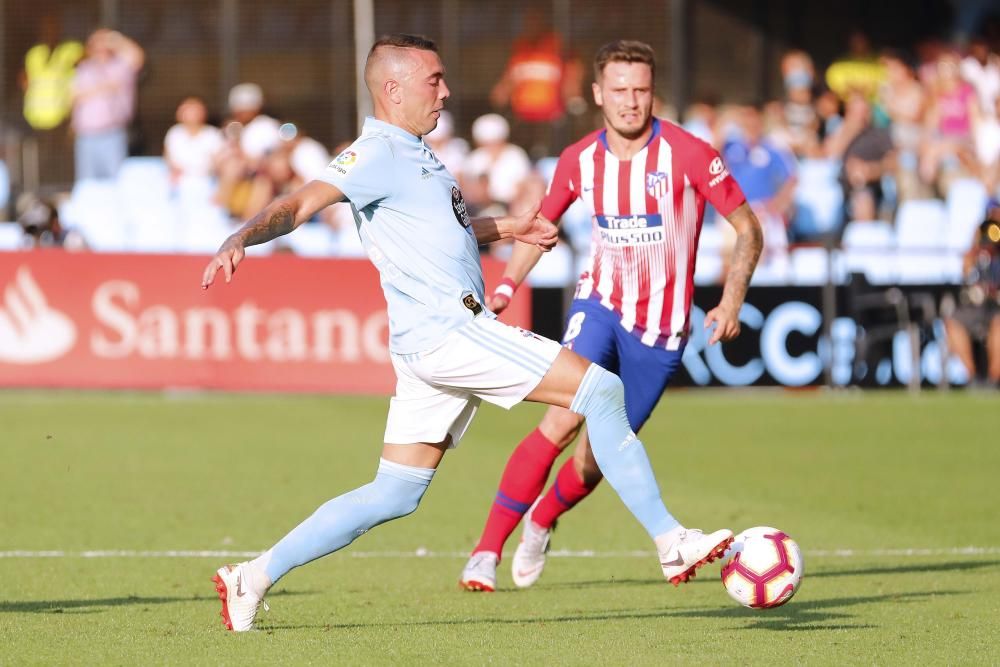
[
  {"left": 594, "top": 40, "right": 656, "bottom": 80},
  {"left": 369, "top": 34, "right": 438, "bottom": 57}
]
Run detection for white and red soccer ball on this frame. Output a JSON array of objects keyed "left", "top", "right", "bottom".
[{"left": 720, "top": 526, "right": 803, "bottom": 609}]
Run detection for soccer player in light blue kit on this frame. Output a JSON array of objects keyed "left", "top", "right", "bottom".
[{"left": 201, "top": 34, "right": 735, "bottom": 632}]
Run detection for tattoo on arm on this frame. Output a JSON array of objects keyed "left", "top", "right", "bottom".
[
  {"left": 722, "top": 216, "right": 763, "bottom": 308},
  {"left": 232, "top": 201, "right": 296, "bottom": 248},
  {"left": 471, "top": 217, "right": 502, "bottom": 245}
]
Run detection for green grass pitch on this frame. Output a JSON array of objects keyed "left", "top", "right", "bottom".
[{"left": 1, "top": 390, "right": 998, "bottom": 664}]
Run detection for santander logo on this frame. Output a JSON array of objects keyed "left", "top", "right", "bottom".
[{"left": 0, "top": 266, "right": 78, "bottom": 364}]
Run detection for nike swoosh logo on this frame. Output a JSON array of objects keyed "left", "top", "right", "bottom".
[
  {"left": 516, "top": 566, "right": 543, "bottom": 578},
  {"left": 660, "top": 556, "right": 685, "bottom": 567},
  {"left": 582, "top": 186, "right": 594, "bottom": 192},
  {"left": 236, "top": 574, "right": 245, "bottom": 597}
]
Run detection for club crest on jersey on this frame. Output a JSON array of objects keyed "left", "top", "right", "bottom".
[
  {"left": 646, "top": 171, "right": 669, "bottom": 199},
  {"left": 451, "top": 186, "right": 471, "bottom": 228}
]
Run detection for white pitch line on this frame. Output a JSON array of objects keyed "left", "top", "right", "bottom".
[{"left": 0, "top": 547, "right": 998, "bottom": 559}]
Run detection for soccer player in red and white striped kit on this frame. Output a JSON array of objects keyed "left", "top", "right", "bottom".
[{"left": 461, "top": 40, "right": 764, "bottom": 591}]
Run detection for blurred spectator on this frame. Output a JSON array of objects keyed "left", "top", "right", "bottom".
[
  {"left": 489, "top": 8, "right": 584, "bottom": 125},
  {"left": 682, "top": 101, "right": 718, "bottom": 145},
  {"left": 944, "top": 215, "right": 1000, "bottom": 386},
  {"left": 71, "top": 29, "right": 144, "bottom": 180},
  {"left": 825, "top": 94, "right": 895, "bottom": 222},
  {"left": 242, "top": 123, "right": 330, "bottom": 219},
  {"left": 879, "top": 50, "right": 927, "bottom": 201},
  {"left": 921, "top": 52, "right": 979, "bottom": 194},
  {"left": 0, "top": 160, "right": 9, "bottom": 214},
  {"left": 19, "top": 14, "right": 83, "bottom": 131},
  {"left": 814, "top": 89, "right": 845, "bottom": 142},
  {"left": 16, "top": 193, "right": 86, "bottom": 250},
  {"left": 721, "top": 105, "right": 796, "bottom": 267},
  {"left": 960, "top": 36, "right": 1000, "bottom": 117},
  {"left": 163, "top": 96, "right": 222, "bottom": 183},
  {"left": 464, "top": 113, "right": 532, "bottom": 208},
  {"left": 780, "top": 49, "right": 821, "bottom": 157},
  {"left": 966, "top": 94, "right": 1000, "bottom": 191},
  {"left": 425, "top": 110, "right": 469, "bottom": 177},
  {"left": 825, "top": 30, "right": 885, "bottom": 101},
  {"left": 215, "top": 83, "right": 280, "bottom": 219}
]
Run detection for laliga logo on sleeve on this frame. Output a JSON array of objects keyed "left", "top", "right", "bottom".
[
  {"left": 329, "top": 149, "right": 358, "bottom": 176},
  {"left": 0, "top": 266, "right": 77, "bottom": 364}
]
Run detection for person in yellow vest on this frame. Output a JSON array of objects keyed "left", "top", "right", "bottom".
[
  {"left": 825, "top": 30, "right": 886, "bottom": 102},
  {"left": 19, "top": 14, "right": 83, "bottom": 130}
]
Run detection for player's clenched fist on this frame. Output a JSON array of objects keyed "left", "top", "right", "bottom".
[{"left": 201, "top": 237, "right": 246, "bottom": 289}]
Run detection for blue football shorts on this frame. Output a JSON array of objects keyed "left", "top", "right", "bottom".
[{"left": 561, "top": 298, "right": 685, "bottom": 432}]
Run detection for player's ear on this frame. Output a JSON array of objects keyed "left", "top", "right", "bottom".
[
  {"left": 385, "top": 79, "right": 401, "bottom": 103},
  {"left": 592, "top": 81, "right": 603, "bottom": 107}
]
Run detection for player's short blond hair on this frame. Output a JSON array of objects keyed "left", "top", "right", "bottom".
[{"left": 594, "top": 40, "right": 656, "bottom": 81}]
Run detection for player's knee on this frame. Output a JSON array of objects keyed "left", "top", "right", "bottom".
[
  {"left": 370, "top": 479, "right": 427, "bottom": 521},
  {"left": 591, "top": 366, "right": 625, "bottom": 405},
  {"left": 570, "top": 364, "right": 625, "bottom": 418}
]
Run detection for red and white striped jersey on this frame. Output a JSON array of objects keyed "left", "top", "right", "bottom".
[{"left": 541, "top": 118, "right": 745, "bottom": 349}]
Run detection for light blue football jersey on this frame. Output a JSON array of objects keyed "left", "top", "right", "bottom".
[{"left": 318, "top": 117, "right": 492, "bottom": 354}]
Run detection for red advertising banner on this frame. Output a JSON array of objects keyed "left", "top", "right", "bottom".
[{"left": 0, "top": 251, "right": 531, "bottom": 394}]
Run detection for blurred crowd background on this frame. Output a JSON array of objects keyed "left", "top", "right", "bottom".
[{"left": 1, "top": 0, "right": 999, "bottom": 385}]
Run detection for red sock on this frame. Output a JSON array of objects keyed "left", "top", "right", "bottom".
[
  {"left": 531, "top": 458, "right": 600, "bottom": 529},
  {"left": 473, "top": 428, "right": 561, "bottom": 558}
]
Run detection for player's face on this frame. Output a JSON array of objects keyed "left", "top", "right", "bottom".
[
  {"left": 593, "top": 61, "right": 654, "bottom": 140},
  {"left": 400, "top": 50, "right": 451, "bottom": 137}
]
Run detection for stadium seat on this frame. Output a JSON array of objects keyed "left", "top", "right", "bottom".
[
  {"left": 792, "top": 158, "right": 843, "bottom": 239},
  {"left": 0, "top": 160, "right": 9, "bottom": 212},
  {"left": 694, "top": 252, "right": 723, "bottom": 285},
  {"left": 841, "top": 220, "right": 896, "bottom": 284},
  {"left": 116, "top": 157, "right": 174, "bottom": 252},
  {"left": 789, "top": 246, "right": 845, "bottom": 285},
  {"left": 945, "top": 178, "right": 988, "bottom": 252},
  {"left": 894, "top": 199, "right": 953, "bottom": 284},
  {"left": 694, "top": 221, "right": 724, "bottom": 285},
  {"left": 749, "top": 254, "right": 791, "bottom": 285},
  {"left": 61, "top": 179, "right": 129, "bottom": 251},
  {"left": 0, "top": 222, "right": 24, "bottom": 250}
]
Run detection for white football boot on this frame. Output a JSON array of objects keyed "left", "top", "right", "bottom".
[
  {"left": 511, "top": 507, "right": 551, "bottom": 588},
  {"left": 459, "top": 552, "right": 499, "bottom": 592},
  {"left": 212, "top": 562, "right": 269, "bottom": 631},
  {"left": 657, "top": 528, "right": 734, "bottom": 586}
]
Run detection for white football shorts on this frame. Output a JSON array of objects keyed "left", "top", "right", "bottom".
[{"left": 384, "top": 316, "right": 563, "bottom": 447}]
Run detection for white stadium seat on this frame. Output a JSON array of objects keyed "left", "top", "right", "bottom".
[
  {"left": 793, "top": 158, "right": 843, "bottom": 237},
  {"left": 946, "top": 178, "right": 988, "bottom": 252},
  {"left": 894, "top": 199, "right": 955, "bottom": 284},
  {"left": 0, "top": 222, "right": 24, "bottom": 250},
  {"left": 789, "top": 246, "right": 845, "bottom": 285},
  {"left": 61, "top": 180, "right": 129, "bottom": 252},
  {"left": 841, "top": 220, "right": 896, "bottom": 283}
]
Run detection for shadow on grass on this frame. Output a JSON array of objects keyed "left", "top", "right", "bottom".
[
  {"left": 809, "top": 559, "right": 1000, "bottom": 578},
  {"left": 539, "top": 559, "right": 1000, "bottom": 590},
  {"left": 0, "top": 590, "right": 312, "bottom": 614},
  {"left": 265, "top": 590, "right": 963, "bottom": 633}
]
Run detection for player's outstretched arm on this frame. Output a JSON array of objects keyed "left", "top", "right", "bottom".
[
  {"left": 470, "top": 200, "right": 557, "bottom": 251},
  {"left": 705, "top": 202, "right": 763, "bottom": 344},
  {"left": 201, "top": 180, "right": 345, "bottom": 289}
]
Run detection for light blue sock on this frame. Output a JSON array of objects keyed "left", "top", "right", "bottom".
[
  {"left": 570, "top": 364, "right": 680, "bottom": 539},
  {"left": 257, "top": 458, "right": 434, "bottom": 584}
]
